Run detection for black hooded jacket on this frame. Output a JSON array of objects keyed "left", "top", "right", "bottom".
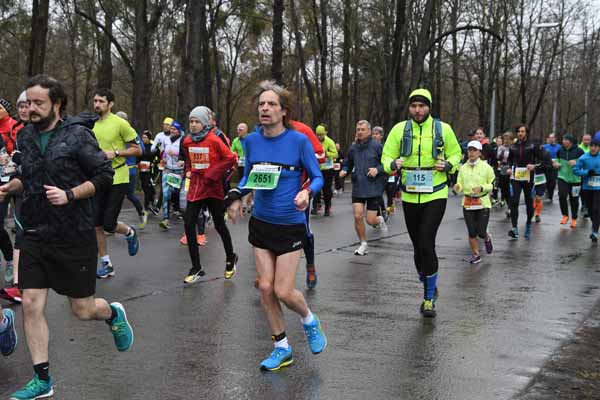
[{"left": 17, "top": 113, "right": 113, "bottom": 244}]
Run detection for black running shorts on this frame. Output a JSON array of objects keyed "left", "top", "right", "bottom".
[
  {"left": 352, "top": 196, "right": 382, "bottom": 212},
  {"left": 19, "top": 238, "right": 98, "bottom": 298},
  {"left": 248, "top": 216, "right": 306, "bottom": 256},
  {"left": 94, "top": 183, "right": 128, "bottom": 232}
]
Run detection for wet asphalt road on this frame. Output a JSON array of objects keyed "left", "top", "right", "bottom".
[{"left": 1, "top": 190, "right": 599, "bottom": 400}]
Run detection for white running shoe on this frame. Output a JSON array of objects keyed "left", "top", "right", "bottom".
[
  {"left": 378, "top": 216, "right": 388, "bottom": 232},
  {"left": 354, "top": 242, "right": 368, "bottom": 255}
]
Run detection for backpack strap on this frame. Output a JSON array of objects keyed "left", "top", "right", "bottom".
[
  {"left": 400, "top": 120, "right": 412, "bottom": 157},
  {"left": 432, "top": 119, "right": 444, "bottom": 158}
]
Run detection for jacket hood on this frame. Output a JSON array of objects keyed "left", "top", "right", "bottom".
[{"left": 60, "top": 113, "right": 99, "bottom": 130}]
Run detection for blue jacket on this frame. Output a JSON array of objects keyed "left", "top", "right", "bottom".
[
  {"left": 574, "top": 152, "right": 600, "bottom": 190},
  {"left": 543, "top": 143, "right": 561, "bottom": 159},
  {"left": 343, "top": 137, "right": 386, "bottom": 198}
]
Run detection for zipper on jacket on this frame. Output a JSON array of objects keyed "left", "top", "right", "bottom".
[{"left": 418, "top": 123, "right": 422, "bottom": 204}]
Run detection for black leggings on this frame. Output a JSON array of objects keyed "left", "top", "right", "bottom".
[
  {"left": 402, "top": 199, "right": 446, "bottom": 277},
  {"left": 557, "top": 179, "right": 580, "bottom": 219},
  {"left": 546, "top": 170, "right": 558, "bottom": 200},
  {"left": 385, "top": 181, "right": 397, "bottom": 208},
  {"left": 139, "top": 172, "right": 155, "bottom": 210},
  {"left": 582, "top": 190, "right": 600, "bottom": 232},
  {"left": 509, "top": 179, "right": 534, "bottom": 227},
  {"left": 0, "top": 200, "right": 13, "bottom": 262},
  {"left": 314, "top": 169, "right": 334, "bottom": 209},
  {"left": 463, "top": 208, "right": 490, "bottom": 238},
  {"left": 184, "top": 198, "right": 234, "bottom": 269}
]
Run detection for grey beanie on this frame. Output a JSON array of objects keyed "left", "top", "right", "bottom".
[
  {"left": 16, "top": 91, "right": 27, "bottom": 106},
  {"left": 189, "top": 106, "right": 212, "bottom": 127}
]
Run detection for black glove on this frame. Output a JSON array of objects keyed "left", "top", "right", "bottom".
[
  {"left": 588, "top": 169, "right": 597, "bottom": 176},
  {"left": 444, "top": 161, "right": 453, "bottom": 173}
]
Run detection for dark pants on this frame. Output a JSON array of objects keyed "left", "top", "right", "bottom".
[
  {"left": 0, "top": 200, "right": 13, "bottom": 262},
  {"left": 509, "top": 179, "right": 534, "bottom": 227},
  {"left": 314, "top": 169, "right": 334, "bottom": 210},
  {"left": 385, "top": 180, "right": 397, "bottom": 208},
  {"left": 334, "top": 170, "right": 344, "bottom": 191},
  {"left": 303, "top": 200, "right": 315, "bottom": 265},
  {"left": 582, "top": 190, "right": 600, "bottom": 232},
  {"left": 126, "top": 171, "right": 144, "bottom": 216},
  {"left": 139, "top": 172, "right": 155, "bottom": 210},
  {"left": 545, "top": 169, "right": 558, "bottom": 200},
  {"left": 184, "top": 198, "right": 234, "bottom": 269},
  {"left": 497, "top": 174, "right": 510, "bottom": 203},
  {"left": 402, "top": 199, "right": 446, "bottom": 277},
  {"left": 557, "top": 179, "right": 580, "bottom": 219}
]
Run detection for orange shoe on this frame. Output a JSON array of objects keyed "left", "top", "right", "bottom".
[
  {"left": 571, "top": 219, "right": 577, "bottom": 229},
  {"left": 197, "top": 234, "right": 207, "bottom": 246},
  {"left": 180, "top": 233, "right": 188, "bottom": 245},
  {"left": 560, "top": 215, "right": 569, "bottom": 224}
]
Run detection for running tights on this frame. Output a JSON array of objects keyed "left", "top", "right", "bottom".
[
  {"left": 509, "top": 180, "right": 534, "bottom": 227},
  {"left": 557, "top": 179, "right": 579, "bottom": 219},
  {"left": 0, "top": 201, "right": 12, "bottom": 262},
  {"left": 582, "top": 190, "right": 600, "bottom": 232}
]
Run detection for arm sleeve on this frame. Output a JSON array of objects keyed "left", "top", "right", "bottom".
[
  {"left": 204, "top": 137, "right": 237, "bottom": 182},
  {"left": 482, "top": 165, "right": 495, "bottom": 192},
  {"left": 375, "top": 143, "right": 385, "bottom": 175},
  {"left": 301, "top": 138, "right": 324, "bottom": 193},
  {"left": 573, "top": 157, "right": 587, "bottom": 177},
  {"left": 121, "top": 119, "right": 138, "bottom": 144},
  {"left": 76, "top": 129, "right": 114, "bottom": 193},
  {"left": 455, "top": 169, "right": 463, "bottom": 193},
  {"left": 382, "top": 123, "right": 403, "bottom": 174},
  {"left": 326, "top": 138, "right": 338, "bottom": 160},
  {"left": 343, "top": 146, "right": 354, "bottom": 173},
  {"left": 442, "top": 125, "right": 462, "bottom": 173}
]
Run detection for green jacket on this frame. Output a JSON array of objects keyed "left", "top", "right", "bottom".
[
  {"left": 455, "top": 159, "right": 496, "bottom": 209},
  {"left": 320, "top": 135, "right": 338, "bottom": 170},
  {"left": 382, "top": 116, "right": 462, "bottom": 204},
  {"left": 557, "top": 145, "right": 584, "bottom": 184}
]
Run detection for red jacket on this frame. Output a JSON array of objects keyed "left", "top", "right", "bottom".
[
  {"left": 0, "top": 116, "right": 17, "bottom": 154},
  {"left": 290, "top": 120, "right": 325, "bottom": 190},
  {"left": 181, "top": 129, "right": 237, "bottom": 202}
]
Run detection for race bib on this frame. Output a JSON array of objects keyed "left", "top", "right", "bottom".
[
  {"left": 464, "top": 196, "right": 483, "bottom": 210},
  {"left": 184, "top": 178, "right": 190, "bottom": 191},
  {"left": 237, "top": 156, "right": 245, "bottom": 167},
  {"left": 189, "top": 147, "right": 209, "bottom": 170},
  {"left": 405, "top": 170, "right": 433, "bottom": 193},
  {"left": 244, "top": 164, "right": 282, "bottom": 190},
  {"left": 322, "top": 158, "right": 334, "bottom": 169},
  {"left": 589, "top": 176, "right": 600, "bottom": 188},
  {"left": 514, "top": 167, "right": 530, "bottom": 181},
  {"left": 0, "top": 176, "right": 9, "bottom": 183},
  {"left": 388, "top": 175, "right": 396, "bottom": 183},
  {"left": 572, "top": 185, "right": 582, "bottom": 197},
  {"left": 166, "top": 173, "right": 183, "bottom": 188},
  {"left": 333, "top": 163, "right": 341, "bottom": 171},
  {"left": 534, "top": 173, "right": 546, "bottom": 186},
  {"left": 139, "top": 161, "right": 151, "bottom": 172}
]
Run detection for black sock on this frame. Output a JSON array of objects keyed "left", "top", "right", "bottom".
[
  {"left": 106, "top": 305, "right": 117, "bottom": 325},
  {"left": 33, "top": 362, "right": 50, "bottom": 382},
  {"left": 271, "top": 331, "right": 286, "bottom": 342}
]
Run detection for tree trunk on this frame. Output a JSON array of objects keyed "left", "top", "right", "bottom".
[
  {"left": 28, "top": 0, "right": 50, "bottom": 76},
  {"left": 408, "top": 0, "right": 435, "bottom": 93},
  {"left": 97, "top": 11, "right": 113, "bottom": 89},
  {"left": 271, "top": 0, "right": 284, "bottom": 84},
  {"left": 339, "top": 0, "right": 351, "bottom": 149}
]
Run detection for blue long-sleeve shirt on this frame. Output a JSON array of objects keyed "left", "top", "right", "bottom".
[
  {"left": 543, "top": 143, "right": 561, "bottom": 159},
  {"left": 574, "top": 152, "right": 600, "bottom": 190},
  {"left": 240, "top": 128, "right": 323, "bottom": 225}
]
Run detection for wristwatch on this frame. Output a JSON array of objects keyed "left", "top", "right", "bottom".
[
  {"left": 115, "top": 150, "right": 120, "bottom": 157},
  {"left": 65, "top": 189, "right": 75, "bottom": 203}
]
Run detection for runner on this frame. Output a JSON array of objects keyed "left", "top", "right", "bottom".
[
  {"left": 0, "top": 304, "right": 16, "bottom": 356},
  {"left": 138, "top": 130, "right": 159, "bottom": 215},
  {"left": 543, "top": 133, "right": 561, "bottom": 201},
  {"left": 151, "top": 117, "right": 174, "bottom": 211},
  {"left": 115, "top": 111, "right": 147, "bottom": 230},
  {"left": 554, "top": 133, "right": 584, "bottom": 228},
  {"left": 92, "top": 88, "right": 141, "bottom": 279},
  {"left": 3, "top": 75, "right": 133, "bottom": 399},
  {"left": 312, "top": 124, "right": 337, "bottom": 216},
  {"left": 339, "top": 120, "right": 387, "bottom": 256},
  {"left": 494, "top": 134, "right": 510, "bottom": 208},
  {"left": 453, "top": 140, "right": 495, "bottom": 264},
  {"left": 574, "top": 135, "right": 600, "bottom": 242},
  {"left": 180, "top": 106, "right": 238, "bottom": 282},
  {"left": 382, "top": 88, "right": 461, "bottom": 318},
  {"left": 334, "top": 142, "right": 345, "bottom": 194},
  {"left": 158, "top": 121, "right": 184, "bottom": 230},
  {"left": 0, "top": 98, "right": 15, "bottom": 286},
  {"left": 506, "top": 124, "right": 544, "bottom": 240},
  {"left": 532, "top": 142, "right": 552, "bottom": 223},
  {"left": 230, "top": 122, "right": 252, "bottom": 211},
  {"left": 579, "top": 133, "right": 592, "bottom": 218},
  {"left": 226, "top": 80, "right": 326, "bottom": 371}
]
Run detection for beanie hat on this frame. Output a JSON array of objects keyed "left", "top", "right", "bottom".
[
  {"left": 591, "top": 137, "right": 600, "bottom": 147},
  {"left": 315, "top": 124, "right": 327, "bottom": 134},
  {"left": 563, "top": 133, "right": 576, "bottom": 145},
  {"left": 0, "top": 98, "right": 12, "bottom": 113},
  {"left": 189, "top": 106, "right": 212, "bottom": 128},
  {"left": 171, "top": 121, "right": 184, "bottom": 133},
  {"left": 163, "top": 117, "right": 174, "bottom": 125},
  {"left": 16, "top": 91, "right": 26, "bottom": 106},
  {"left": 594, "top": 131, "right": 600, "bottom": 143},
  {"left": 408, "top": 88, "right": 432, "bottom": 108}
]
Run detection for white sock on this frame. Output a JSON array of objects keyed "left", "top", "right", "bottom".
[
  {"left": 361, "top": 241, "right": 368, "bottom": 247},
  {"left": 274, "top": 336, "right": 289, "bottom": 350},
  {"left": 301, "top": 310, "right": 315, "bottom": 325},
  {"left": 101, "top": 255, "right": 111, "bottom": 264},
  {"left": 126, "top": 227, "right": 134, "bottom": 237},
  {"left": 0, "top": 313, "right": 8, "bottom": 332}
]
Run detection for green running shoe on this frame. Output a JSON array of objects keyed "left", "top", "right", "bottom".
[
  {"left": 108, "top": 302, "right": 134, "bottom": 352},
  {"left": 10, "top": 374, "right": 54, "bottom": 400}
]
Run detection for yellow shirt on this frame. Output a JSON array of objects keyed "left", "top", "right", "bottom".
[
  {"left": 92, "top": 113, "right": 138, "bottom": 185},
  {"left": 455, "top": 159, "right": 496, "bottom": 209}
]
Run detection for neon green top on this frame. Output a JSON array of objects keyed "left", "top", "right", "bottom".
[
  {"left": 92, "top": 113, "right": 138, "bottom": 185},
  {"left": 231, "top": 136, "right": 245, "bottom": 159},
  {"left": 454, "top": 159, "right": 496, "bottom": 209},
  {"left": 320, "top": 135, "right": 338, "bottom": 170},
  {"left": 579, "top": 143, "right": 590, "bottom": 153},
  {"left": 382, "top": 116, "right": 462, "bottom": 204}
]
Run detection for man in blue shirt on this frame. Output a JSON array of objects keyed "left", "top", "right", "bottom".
[{"left": 543, "top": 133, "right": 561, "bottom": 202}]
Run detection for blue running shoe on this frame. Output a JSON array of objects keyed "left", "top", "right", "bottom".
[
  {"left": 96, "top": 261, "right": 114, "bottom": 279},
  {"left": 260, "top": 346, "right": 293, "bottom": 371},
  {"left": 9, "top": 374, "right": 54, "bottom": 400},
  {"left": 0, "top": 308, "right": 17, "bottom": 356},
  {"left": 303, "top": 315, "right": 327, "bottom": 354},
  {"left": 126, "top": 226, "right": 139, "bottom": 256},
  {"left": 524, "top": 223, "right": 532, "bottom": 240},
  {"left": 108, "top": 302, "right": 134, "bottom": 352}
]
